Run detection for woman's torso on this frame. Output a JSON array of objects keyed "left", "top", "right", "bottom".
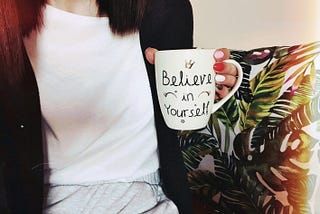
[{"left": 23, "top": 4, "right": 159, "bottom": 185}]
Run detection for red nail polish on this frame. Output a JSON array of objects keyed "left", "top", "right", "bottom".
[{"left": 213, "top": 62, "right": 225, "bottom": 71}]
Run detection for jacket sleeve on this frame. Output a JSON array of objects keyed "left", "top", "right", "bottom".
[
  {"left": 0, "top": 107, "right": 10, "bottom": 212},
  {"left": 140, "top": 1, "right": 194, "bottom": 213}
]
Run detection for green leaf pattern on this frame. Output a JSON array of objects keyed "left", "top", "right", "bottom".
[{"left": 180, "top": 42, "right": 320, "bottom": 213}]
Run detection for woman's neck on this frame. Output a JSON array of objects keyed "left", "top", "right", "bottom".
[{"left": 46, "top": 0, "right": 99, "bottom": 17}]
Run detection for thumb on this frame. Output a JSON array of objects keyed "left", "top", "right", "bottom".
[{"left": 145, "top": 47, "right": 158, "bottom": 64}]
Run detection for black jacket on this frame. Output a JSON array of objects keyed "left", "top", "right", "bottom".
[{"left": 0, "top": 0, "right": 194, "bottom": 213}]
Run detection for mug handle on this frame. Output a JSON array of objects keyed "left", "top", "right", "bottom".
[{"left": 211, "top": 59, "right": 243, "bottom": 113}]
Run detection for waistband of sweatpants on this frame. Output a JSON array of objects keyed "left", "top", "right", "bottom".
[{"left": 48, "top": 169, "right": 161, "bottom": 187}]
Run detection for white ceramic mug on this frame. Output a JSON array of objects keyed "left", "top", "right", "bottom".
[{"left": 155, "top": 49, "right": 243, "bottom": 130}]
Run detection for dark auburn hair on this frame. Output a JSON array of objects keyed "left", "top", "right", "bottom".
[
  {"left": 16, "top": 0, "right": 150, "bottom": 36},
  {"left": 1, "top": 0, "right": 149, "bottom": 85},
  {"left": 0, "top": 0, "right": 34, "bottom": 86}
]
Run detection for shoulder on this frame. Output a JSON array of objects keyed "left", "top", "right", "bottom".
[
  {"left": 151, "top": 0, "right": 192, "bottom": 7},
  {"left": 146, "top": 0, "right": 192, "bottom": 17},
  {"left": 140, "top": 0, "right": 193, "bottom": 50}
]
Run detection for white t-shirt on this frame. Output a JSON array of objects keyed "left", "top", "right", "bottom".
[{"left": 24, "top": 5, "right": 159, "bottom": 184}]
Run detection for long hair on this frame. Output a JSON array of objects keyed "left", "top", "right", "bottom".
[
  {"left": 97, "top": 0, "right": 149, "bottom": 35},
  {"left": 16, "top": 0, "right": 149, "bottom": 36},
  {"left": 0, "top": 0, "right": 34, "bottom": 86},
  {"left": 15, "top": 0, "right": 45, "bottom": 36},
  {"left": 1, "top": 0, "right": 149, "bottom": 85}
]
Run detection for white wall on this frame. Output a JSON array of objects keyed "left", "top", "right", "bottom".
[{"left": 190, "top": 0, "right": 320, "bottom": 50}]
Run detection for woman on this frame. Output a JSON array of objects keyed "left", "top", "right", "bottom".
[{"left": 0, "top": 0, "right": 238, "bottom": 213}]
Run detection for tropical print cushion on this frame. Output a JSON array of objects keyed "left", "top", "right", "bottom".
[{"left": 180, "top": 41, "right": 320, "bottom": 213}]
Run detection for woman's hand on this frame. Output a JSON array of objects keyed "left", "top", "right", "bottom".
[
  {"left": 145, "top": 47, "right": 238, "bottom": 100},
  {"left": 212, "top": 48, "right": 238, "bottom": 99}
]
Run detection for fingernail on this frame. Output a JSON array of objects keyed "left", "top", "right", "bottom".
[
  {"left": 214, "top": 50, "right": 224, "bottom": 59},
  {"left": 146, "top": 50, "right": 152, "bottom": 60},
  {"left": 216, "top": 84, "right": 223, "bottom": 90},
  {"left": 213, "top": 62, "right": 225, "bottom": 71},
  {"left": 215, "top": 74, "right": 226, "bottom": 82},
  {"left": 145, "top": 49, "right": 154, "bottom": 62}
]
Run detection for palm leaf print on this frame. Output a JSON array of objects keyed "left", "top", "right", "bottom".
[
  {"left": 181, "top": 42, "right": 320, "bottom": 214},
  {"left": 215, "top": 96, "right": 239, "bottom": 129},
  {"left": 235, "top": 94, "right": 320, "bottom": 161},
  {"left": 234, "top": 94, "right": 320, "bottom": 212},
  {"left": 230, "top": 50, "right": 254, "bottom": 103},
  {"left": 188, "top": 170, "right": 220, "bottom": 201},
  {"left": 214, "top": 96, "right": 239, "bottom": 153},
  {"left": 179, "top": 130, "right": 219, "bottom": 171},
  {"left": 240, "top": 57, "right": 286, "bottom": 130},
  {"left": 270, "top": 76, "right": 313, "bottom": 120},
  {"left": 239, "top": 43, "right": 320, "bottom": 131}
]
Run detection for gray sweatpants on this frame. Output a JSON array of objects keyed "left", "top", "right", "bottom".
[{"left": 44, "top": 171, "right": 178, "bottom": 214}]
